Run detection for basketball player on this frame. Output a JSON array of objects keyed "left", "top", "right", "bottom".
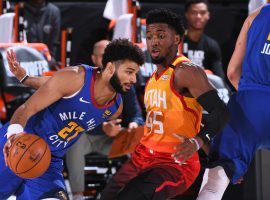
[
  {"left": 197, "top": 4, "right": 270, "bottom": 200},
  {"left": 0, "top": 39, "right": 144, "bottom": 200},
  {"left": 100, "top": 8, "right": 229, "bottom": 200}
]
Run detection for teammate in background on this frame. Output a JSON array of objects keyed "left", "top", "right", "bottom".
[
  {"left": 101, "top": 8, "right": 229, "bottom": 200},
  {"left": 183, "top": 0, "right": 225, "bottom": 79},
  {"left": 197, "top": 4, "right": 270, "bottom": 200},
  {"left": 65, "top": 39, "right": 144, "bottom": 200},
  {"left": 0, "top": 39, "right": 144, "bottom": 200}
]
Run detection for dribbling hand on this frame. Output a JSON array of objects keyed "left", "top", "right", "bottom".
[{"left": 3, "top": 132, "right": 25, "bottom": 167}]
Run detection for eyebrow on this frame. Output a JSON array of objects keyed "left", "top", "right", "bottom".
[
  {"left": 126, "top": 67, "right": 136, "bottom": 71},
  {"left": 146, "top": 29, "right": 166, "bottom": 33}
]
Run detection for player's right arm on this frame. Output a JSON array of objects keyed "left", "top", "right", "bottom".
[
  {"left": 4, "top": 64, "right": 84, "bottom": 165},
  {"left": 7, "top": 50, "right": 51, "bottom": 89},
  {"left": 227, "top": 7, "right": 261, "bottom": 90}
]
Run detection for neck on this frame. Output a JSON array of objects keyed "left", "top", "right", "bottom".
[
  {"left": 156, "top": 51, "right": 178, "bottom": 76},
  {"left": 94, "top": 73, "right": 116, "bottom": 105},
  {"left": 187, "top": 27, "right": 204, "bottom": 42}
]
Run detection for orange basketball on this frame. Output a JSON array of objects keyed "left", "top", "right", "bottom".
[{"left": 7, "top": 133, "right": 51, "bottom": 179}]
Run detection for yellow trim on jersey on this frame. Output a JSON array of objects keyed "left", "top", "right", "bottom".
[
  {"left": 267, "top": 33, "right": 270, "bottom": 41},
  {"left": 172, "top": 56, "right": 190, "bottom": 66}
]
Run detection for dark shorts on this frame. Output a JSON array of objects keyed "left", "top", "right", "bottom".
[
  {"left": 208, "top": 89, "right": 270, "bottom": 183},
  {"left": 101, "top": 143, "right": 200, "bottom": 200}
]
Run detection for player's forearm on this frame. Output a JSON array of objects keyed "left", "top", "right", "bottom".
[
  {"left": 23, "top": 76, "right": 51, "bottom": 89},
  {"left": 227, "top": 66, "right": 241, "bottom": 90},
  {"left": 9, "top": 103, "right": 34, "bottom": 128}
]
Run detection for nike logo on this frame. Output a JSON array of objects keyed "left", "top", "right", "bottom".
[{"left": 79, "top": 97, "right": 91, "bottom": 104}]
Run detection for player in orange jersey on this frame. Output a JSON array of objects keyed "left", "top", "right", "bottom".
[{"left": 101, "top": 8, "right": 229, "bottom": 200}]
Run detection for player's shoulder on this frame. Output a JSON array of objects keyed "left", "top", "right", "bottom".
[
  {"left": 53, "top": 65, "right": 85, "bottom": 81},
  {"left": 175, "top": 59, "right": 203, "bottom": 74}
]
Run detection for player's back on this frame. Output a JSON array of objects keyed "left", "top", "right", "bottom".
[{"left": 239, "top": 4, "right": 270, "bottom": 90}]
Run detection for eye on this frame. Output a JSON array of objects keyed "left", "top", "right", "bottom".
[
  {"left": 158, "top": 34, "right": 165, "bottom": 39},
  {"left": 146, "top": 35, "right": 152, "bottom": 40}
]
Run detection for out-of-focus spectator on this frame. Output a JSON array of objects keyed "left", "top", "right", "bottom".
[
  {"left": 24, "top": 0, "right": 61, "bottom": 66},
  {"left": 183, "top": 0, "right": 225, "bottom": 79}
]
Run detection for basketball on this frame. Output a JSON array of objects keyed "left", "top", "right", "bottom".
[{"left": 7, "top": 133, "right": 51, "bottom": 179}]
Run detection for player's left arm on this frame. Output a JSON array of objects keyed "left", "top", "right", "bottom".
[
  {"left": 172, "top": 63, "right": 230, "bottom": 163},
  {"left": 7, "top": 49, "right": 51, "bottom": 89}
]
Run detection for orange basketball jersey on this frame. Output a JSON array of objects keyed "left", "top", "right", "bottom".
[{"left": 140, "top": 56, "right": 203, "bottom": 153}]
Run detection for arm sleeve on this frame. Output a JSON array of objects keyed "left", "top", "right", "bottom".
[{"left": 196, "top": 89, "right": 230, "bottom": 143}]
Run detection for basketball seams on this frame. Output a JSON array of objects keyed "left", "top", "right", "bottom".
[
  {"left": 17, "top": 139, "right": 49, "bottom": 175},
  {"left": 15, "top": 137, "right": 41, "bottom": 174},
  {"left": 7, "top": 135, "right": 22, "bottom": 171}
]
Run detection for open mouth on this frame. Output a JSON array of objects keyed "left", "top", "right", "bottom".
[
  {"left": 151, "top": 49, "right": 160, "bottom": 58},
  {"left": 124, "top": 83, "right": 132, "bottom": 91}
]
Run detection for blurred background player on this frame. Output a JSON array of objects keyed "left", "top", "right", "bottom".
[
  {"left": 197, "top": 4, "right": 270, "bottom": 200},
  {"left": 24, "top": 0, "right": 61, "bottom": 67},
  {"left": 65, "top": 39, "right": 144, "bottom": 200},
  {"left": 183, "top": 0, "right": 225, "bottom": 79}
]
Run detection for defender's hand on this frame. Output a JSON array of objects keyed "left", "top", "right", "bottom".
[
  {"left": 7, "top": 50, "right": 27, "bottom": 81},
  {"left": 172, "top": 134, "right": 203, "bottom": 165},
  {"left": 103, "top": 119, "right": 122, "bottom": 137},
  {"left": 3, "top": 132, "right": 25, "bottom": 166}
]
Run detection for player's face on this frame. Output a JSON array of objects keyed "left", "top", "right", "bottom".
[
  {"left": 146, "top": 23, "right": 180, "bottom": 65},
  {"left": 185, "top": 3, "right": 209, "bottom": 30},
  {"left": 110, "top": 60, "right": 139, "bottom": 94}
]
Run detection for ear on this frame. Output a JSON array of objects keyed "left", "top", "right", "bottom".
[
  {"left": 206, "top": 11, "right": 210, "bottom": 21},
  {"left": 105, "top": 62, "right": 115, "bottom": 75},
  {"left": 175, "top": 35, "right": 181, "bottom": 44},
  {"left": 91, "top": 55, "right": 96, "bottom": 65}
]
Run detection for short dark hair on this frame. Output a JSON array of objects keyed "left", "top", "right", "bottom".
[
  {"left": 185, "top": 0, "right": 209, "bottom": 12},
  {"left": 102, "top": 39, "right": 145, "bottom": 68},
  {"left": 146, "top": 8, "right": 185, "bottom": 39}
]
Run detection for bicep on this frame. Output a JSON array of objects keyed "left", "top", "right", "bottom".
[
  {"left": 227, "top": 20, "right": 248, "bottom": 76},
  {"left": 22, "top": 75, "right": 66, "bottom": 115},
  {"left": 174, "top": 67, "right": 214, "bottom": 98},
  {"left": 22, "top": 69, "right": 80, "bottom": 115}
]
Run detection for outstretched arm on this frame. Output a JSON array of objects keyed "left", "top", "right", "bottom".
[{"left": 7, "top": 50, "right": 51, "bottom": 89}]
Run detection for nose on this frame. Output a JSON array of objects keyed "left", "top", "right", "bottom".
[{"left": 151, "top": 35, "right": 159, "bottom": 46}]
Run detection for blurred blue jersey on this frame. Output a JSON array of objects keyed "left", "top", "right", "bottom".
[
  {"left": 239, "top": 4, "right": 270, "bottom": 90},
  {"left": 24, "top": 65, "right": 122, "bottom": 157}
]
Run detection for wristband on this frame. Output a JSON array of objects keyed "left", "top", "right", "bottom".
[
  {"left": 6, "top": 124, "right": 24, "bottom": 139},
  {"left": 20, "top": 74, "right": 29, "bottom": 83},
  {"left": 189, "top": 137, "right": 200, "bottom": 150}
]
